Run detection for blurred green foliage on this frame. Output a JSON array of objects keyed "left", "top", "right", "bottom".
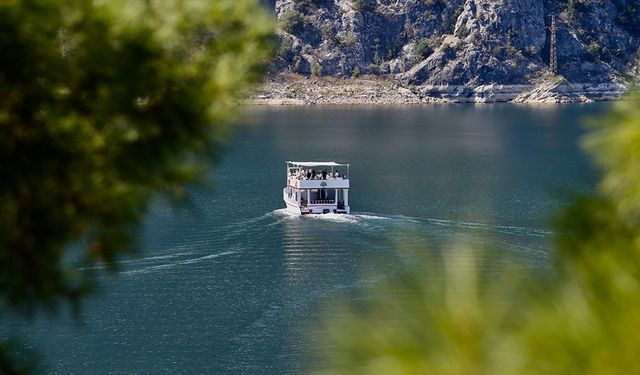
[
  {"left": 0, "top": 0, "right": 273, "bottom": 371},
  {"left": 315, "top": 92, "right": 640, "bottom": 374},
  {"left": 0, "top": 0, "right": 274, "bottom": 309}
]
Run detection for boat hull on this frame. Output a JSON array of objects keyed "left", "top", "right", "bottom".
[
  {"left": 285, "top": 200, "right": 302, "bottom": 215},
  {"left": 283, "top": 197, "right": 349, "bottom": 215},
  {"left": 283, "top": 183, "right": 350, "bottom": 215}
]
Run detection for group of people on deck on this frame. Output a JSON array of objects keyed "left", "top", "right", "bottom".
[{"left": 292, "top": 168, "right": 343, "bottom": 180}]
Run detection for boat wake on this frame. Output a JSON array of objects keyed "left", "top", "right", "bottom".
[
  {"left": 423, "top": 218, "right": 553, "bottom": 237},
  {"left": 268, "top": 209, "right": 391, "bottom": 224},
  {"left": 120, "top": 250, "right": 237, "bottom": 276},
  {"left": 89, "top": 208, "right": 551, "bottom": 278},
  {"left": 266, "top": 209, "right": 552, "bottom": 238}
]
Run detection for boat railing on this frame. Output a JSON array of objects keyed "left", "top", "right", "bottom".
[
  {"left": 310, "top": 200, "right": 336, "bottom": 205},
  {"left": 290, "top": 176, "right": 348, "bottom": 181}
]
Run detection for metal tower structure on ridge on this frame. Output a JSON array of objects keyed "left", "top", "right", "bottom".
[{"left": 550, "top": 14, "right": 558, "bottom": 75}]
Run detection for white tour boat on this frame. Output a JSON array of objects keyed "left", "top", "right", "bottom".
[{"left": 283, "top": 161, "right": 350, "bottom": 215}]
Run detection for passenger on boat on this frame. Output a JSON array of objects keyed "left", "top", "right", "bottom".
[
  {"left": 322, "top": 169, "right": 327, "bottom": 179},
  {"left": 311, "top": 169, "right": 316, "bottom": 179},
  {"left": 306, "top": 169, "right": 311, "bottom": 179}
]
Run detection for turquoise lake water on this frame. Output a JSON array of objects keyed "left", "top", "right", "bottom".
[{"left": 13, "top": 103, "right": 608, "bottom": 373}]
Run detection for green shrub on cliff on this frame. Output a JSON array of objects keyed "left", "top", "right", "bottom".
[
  {"left": 351, "top": 65, "right": 361, "bottom": 78},
  {"left": 311, "top": 61, "right": 323, "bottom": 76},
  {"left": 413, "top": 39, "right": 434, "bottom": 62},
  {"left": 587, "top": 41, "right": 603, "bottom": 61},
  {"left": 522, "top": 45, "right": 539, "bottom": 58},
  {"left": 280, "top": 9, "right": 305, "bottom": 34},
  {"left": 351, "top": 0, "right": 375, "bottom": 12}
]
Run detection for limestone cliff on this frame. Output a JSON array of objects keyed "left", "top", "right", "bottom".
[{"left": 270, "top": 0, "right": 639, "bottom": 87}]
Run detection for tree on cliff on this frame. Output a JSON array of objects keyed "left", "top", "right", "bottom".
[
  {"left": 316, "top": 93, "right": 640, "bottom": 374},
  {"left": 0, "top": 0, "right": 274, "bottom": 371}
]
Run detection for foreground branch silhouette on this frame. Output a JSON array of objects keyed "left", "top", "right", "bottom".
[{"left": 0, "top": 0, "right": 274, "bottom": 371}]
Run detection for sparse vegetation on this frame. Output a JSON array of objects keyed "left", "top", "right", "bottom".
[
  {"left": 522, "top": 45, "right": 538, "bottom": 58},
  {"left": 402, "top": 22, "right": 415, "bottom": 40},
  {"left": 423, "top": 11, "right": 437, "bottom": 22},
  {"left": 441, "top": 42, "right": 455, "bottom": 55},
  {"left": 373, "top": 37, "right": 381, "bottom": 64},
  {"left": 291, "top": 56, "right": 303, "bottom": 72},
  {"left": 413, "top": 39, "right": 434, "bottom": 62},
  {"left": 340, "top": 32, "right": 357, "bottom": 48},
  {"left": 413, "top": 36, "right": 442, "bottom": 62},
  {"left": 320, "top": 23, "right": 333, "bottom": 40},
  {"left": 617, "top": 1, "right": 640, "bottom": 36},
  {"left": 351, "top": 65, "right": 361, "bottom": 78},
  {"left": 351, "top": 0, "right": 374, "bottom": 12},
  {"left": 455, "top": 23, "right": 469, "bottom": 38},
  {"left": 292, "top": 0, "right": 322, "bottom": 12},
  {"left": 587, "top": 41, "right": 603, "bottom": 61},
  {"left": 279, "top": 9, "right": 305, "bottom": 34},
  {"left": 492, "top": 45, "right": 506, "bottom": 58},
  {"left": 277, "top": 36, "right": 294, "bottom": 58},
  {"left": 442, "top": 5, "right": 464, "bottom": 33},
  {"left": 311, "top": 60, "right": 323, "bottom": 76},
  {"left": 562, "top": 0, "right": 591, "bottom": 23},
  {"left": 367, "top": 63, "right": 382, "bottom": 75},
  {"left": 386, "top": 44, "right": 399, "bottom": 60},
  {"left": 492, "top": 42, "right": 518, "bottom": 60}
]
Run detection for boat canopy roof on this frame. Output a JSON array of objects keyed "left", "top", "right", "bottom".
[{"left": 287, "top": 161, "right": 348, "bottom": 167}]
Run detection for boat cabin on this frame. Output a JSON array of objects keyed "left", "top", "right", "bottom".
[{"left": 283, "top": 161, "right": 350, "bottom": 215}]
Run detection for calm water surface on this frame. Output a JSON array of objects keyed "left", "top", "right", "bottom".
[{"left": 18, "top": 104, "right": 608, "bottom": 373}]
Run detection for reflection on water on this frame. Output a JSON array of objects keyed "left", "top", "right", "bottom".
[{"left": 12, "top": 104, "right": 607, "bottom": 374}]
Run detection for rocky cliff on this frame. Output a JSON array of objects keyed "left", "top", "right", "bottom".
[{"left": 270, "top": 0, "right": 639, "bottom": 93}]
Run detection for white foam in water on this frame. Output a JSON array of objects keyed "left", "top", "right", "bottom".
[
  {"left": 76, "top": 251, "right": 194, "bottom": 271},
  {"left": 263, "top": 209, "right": 303, "bottom": 227},
  {"left": 268, "top": 209, "right": 383, "bottom": 224},
  {"left": 121, "top": 250, "right": 237, "bottom": 276},
  {"left": 425, "top": 218, "right": 553, "bottom": 237},
  {"left": 116, "top": 251, "right": 193, "bottom": 265},
  {"left": 270, "top": 209, "right": 390, "bottom": 224},
  {"left": 354, "top": 214, "right": 390, "bottom": 220},
  {"left": 267, "top": 209, "right": 414, "bottom": 225},
  {"left": 307, "top": 212, "right": 360, "bottom": 223},
  {"left": 271, "top": 208, "right": 297, "bottom": 218},
  {"left": 265, "top": 209, "right": 551, "bottom": 239},
  {"left": 348, "top": 211, "right": 394, "bottom": 221},
  {"left": 358, "top": 211, "right": 551, "bottom": 237}
]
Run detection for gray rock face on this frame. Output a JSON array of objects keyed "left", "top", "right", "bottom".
[{"left": 272, "top": 0, "right": 639, "bottom": 85}]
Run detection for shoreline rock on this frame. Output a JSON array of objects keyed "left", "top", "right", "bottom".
[{"left": 251, "top": 74, "right": 627, "bottom": 105}]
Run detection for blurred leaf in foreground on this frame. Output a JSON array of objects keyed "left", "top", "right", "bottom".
[
  {"left": 315, "top": 244, "right": 529, "bottom": 375},
  {"left": 0, "top": 0, "right": 274, "bottom": 370},
  {"left": 0, "top": 0, "right": 274, "bottom": 312},
  {"left": 315, "top": 92, "right": 640, "bottom": 374}
]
